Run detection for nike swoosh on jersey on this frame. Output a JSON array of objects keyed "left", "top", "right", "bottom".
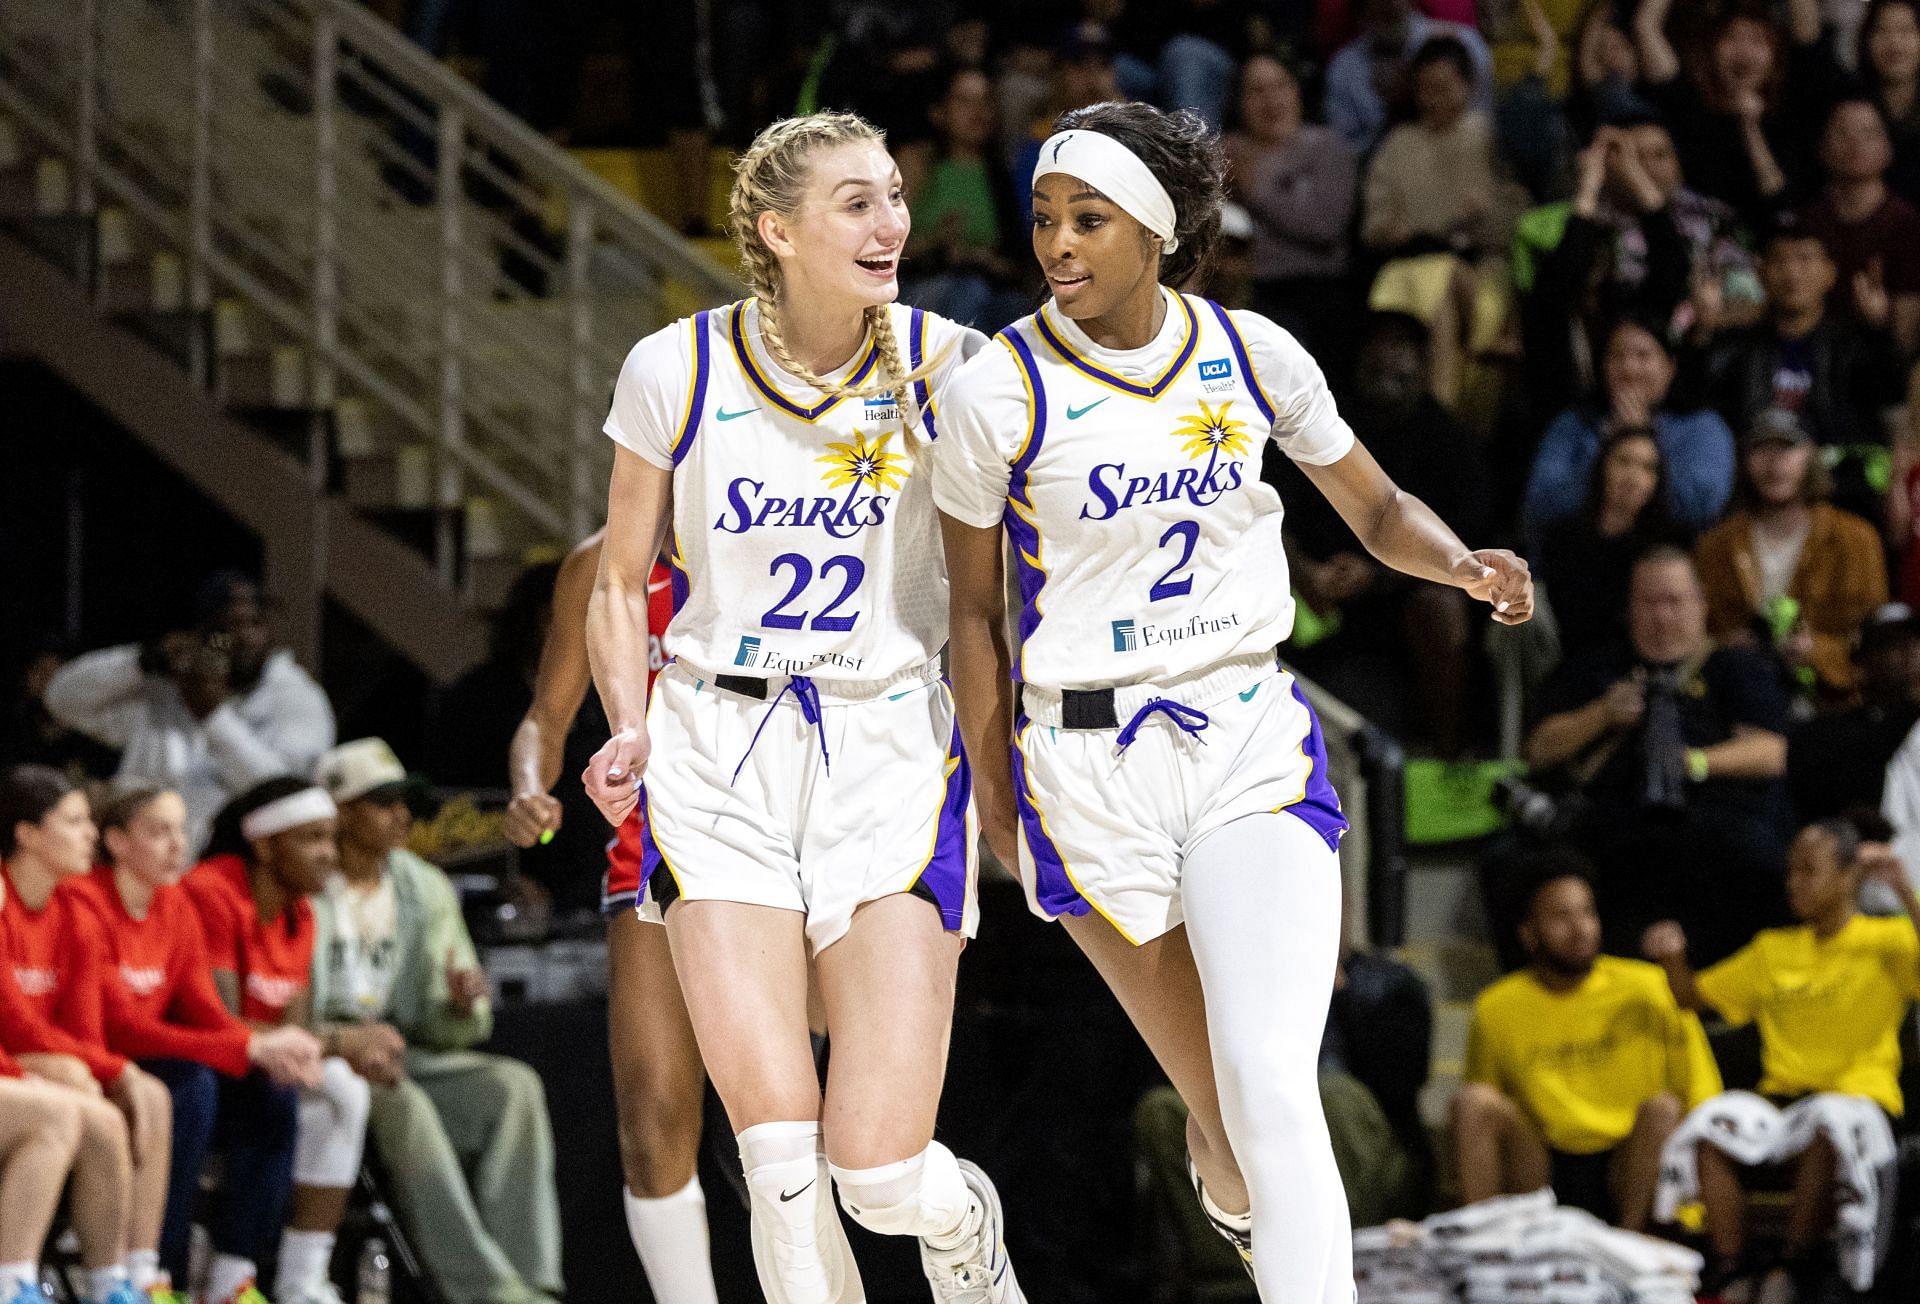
[
  {"left": 1066, "top": 397, "right": 1110, "bottom": 420},
  {"left": 1239, "top": 685, "right": 1260, "bottom": 702},
  {"left": 779, "top": 1178, "right": 816, "bottom": 1202},
  {"left": 716, "top": 406, "right": 761, "bottom": 421}
]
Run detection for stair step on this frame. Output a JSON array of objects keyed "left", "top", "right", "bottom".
[
  {"left": 216, "top": 345, "right": 306, "bottom": 409},
  {"left": 341, "top": 444, "right": 436, "bottom": 511},
  {"left": 33, "top": 155, "right": 68, "bottom": 214}
]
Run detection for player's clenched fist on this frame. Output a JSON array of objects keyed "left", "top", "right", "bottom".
[{"left": 584, "top": 727, "right": 649, "bottom": 826}]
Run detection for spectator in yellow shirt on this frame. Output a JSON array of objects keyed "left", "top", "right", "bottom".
[
  {"left": 1643, "top": 818, "right": 1920, "bottom": 1288},
  {"left": 1456, "top": 859, "right": 1721, "bottom": 1230}
]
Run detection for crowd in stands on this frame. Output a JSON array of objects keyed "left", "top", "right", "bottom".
[
  {"left": 0, "top": 741, "right": 560, "bottom": 1304},
  {"left": 5, "top": 0, "right": 1920, "bottom": 1299}
]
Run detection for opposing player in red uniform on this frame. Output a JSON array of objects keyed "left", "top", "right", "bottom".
[
  {"left": 73, "top": 785, "right": 324, "bottom": 1298},
  {"left": 185, "top": 777, "right": 394, "bottom": 1304},
  {"left": 502, "top": 531, "right": 718, "bottom": 1302},
  {"left": 0, "top": 765, "right": 171, "bottom": 1304}
]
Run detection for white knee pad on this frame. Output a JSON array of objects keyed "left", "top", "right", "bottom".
[
  {"left": 293, "top": 1056, "right": 371, "bottom": 1188},
  {"left": 737, "top": 1121, "right": 864, "bottom": 1304},
  {"left": 829, "top": 1141, "right": 972, "bottom": 1243}
]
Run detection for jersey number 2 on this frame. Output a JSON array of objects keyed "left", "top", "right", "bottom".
[
  {"left": 762, "top": 554, "right": 865, "bottom": 632},
  {"left": 1149, "top": 521, "right": 1199, "bottom": 602}
]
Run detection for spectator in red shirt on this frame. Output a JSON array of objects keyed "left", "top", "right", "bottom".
[
  {"left": 184, "top": 778, "right": 394, "bottom": 1304},
  {"left": 1, "top": 765, "right": 171, "bottom": 1304},
  {"left": 1800, "top": 96, "right": 1920, "bottom": 356},
  {"left": 82, "top": 785, "right": 323, "bottom": 1297},
  {"left": 0, "top": 1067, "right": 87, "bottom": 1304}
]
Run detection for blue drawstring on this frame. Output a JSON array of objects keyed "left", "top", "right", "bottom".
[
  {"left": 1114, "top": 697, "right": 1210, "bottom": 755},
  {"left": 730, "top": 674, "right": 832, "bottom": 786}
]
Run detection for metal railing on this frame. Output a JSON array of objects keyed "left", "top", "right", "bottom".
[{"left": 0, "top": 0, "right": 738, "bottom": 578}]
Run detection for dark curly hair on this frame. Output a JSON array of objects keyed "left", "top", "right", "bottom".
[
  {"left": 1051, "top": 101, "right": 1228, "bottom": 289},
  {"left": 204, "top": 775, "right": 318, "bottom": 862}
]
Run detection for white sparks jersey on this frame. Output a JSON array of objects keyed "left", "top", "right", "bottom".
[
  {"left": 932, "top": 288, "right": 1355, "bottom": 690},
  {"left": 605, "top": 300, "right": 985, "bottom": 683}
]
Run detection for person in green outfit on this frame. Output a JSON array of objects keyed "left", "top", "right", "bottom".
[
  {"left": 311, "top": 739, "right": 562, "bottom": 1304},
  {"left": 901, "top": 66, "right": 1034, "bottom": 331}
]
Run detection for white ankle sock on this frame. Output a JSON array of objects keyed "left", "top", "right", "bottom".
[
  {"left": 0, "top": 1265, "right": 39, "bottom": 1299},
  {"left": 273, "top": 1229, "right": 335, "bottom": 1300},
  {"left": 205, "top": 1256, "right": 255, "bottom": 1304},
  {"left": 126, "top": 1252, "right": 160, "bottom": 1291},
  {"left": 623, "top": 1179, "right": 720, "bottom": 1304},
  {"left": 85, "top": 1265, "right": 129, "bottom": 1304}
]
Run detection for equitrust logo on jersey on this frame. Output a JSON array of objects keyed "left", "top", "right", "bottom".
[
  {"left": 735, "top": 635, "right": 762, "bottom": 667},
  {"left": 1110, "top": 612, "right": 1243, "bottom": 651}
]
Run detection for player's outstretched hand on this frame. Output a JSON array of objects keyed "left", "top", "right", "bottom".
[
  {"left": 1454, "top": 550, "right": 1533, "bottom": 625},
  {"left": 584, "top": 727, "right": 649, "bottom": 826}
]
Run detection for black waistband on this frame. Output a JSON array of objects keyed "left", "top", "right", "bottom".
[
  {"left": 713, "top": 673, "right": 769, "bottom": 700},
  {"left": 1060, "top": 689, "right": 1119, "bottom": 730},
  {"left": 1055, "top": 648, "right": 1284, "bottom": 731}
]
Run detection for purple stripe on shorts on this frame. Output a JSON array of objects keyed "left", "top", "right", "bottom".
[
  {"left": 912, "top": 716, "right": 974, "bottom": 931},
  {"left": 1011, "top": 713, "right": 1092, "bottom": 919},
  {"left": 636, "top": 785, "right": 666, "bottom": 891},
  {"left": 1284, "top": 682, "right": 1349, "bottom": 851}
]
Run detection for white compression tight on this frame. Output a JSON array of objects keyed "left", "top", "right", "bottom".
[{"left": 1181, "top": 811, "right": 1353, "bottom": 1304}]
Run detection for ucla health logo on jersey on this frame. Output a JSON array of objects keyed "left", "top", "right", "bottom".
[
  {"left": 862, "top": 392, "right": 903, "bottom": 424},
  {"left": 1197, "top": 356, "right": 1235, "bottom": 394},
  {"left": 712, "top": 432, "right": 908, "bottom": 539},
  {"left": 1079, "top": 400, "right": 1252, "bottom": 522}
]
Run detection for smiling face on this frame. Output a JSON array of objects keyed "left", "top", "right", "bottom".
[
  {"left": 1031, "top": 171, "right": 1163, "bottom": 321},
  {"left": 1603, "top": 322, "right": 1676, "bottom": 411},
  {"left": 754, "top": 139, "right": 908, "bottom": 314}
]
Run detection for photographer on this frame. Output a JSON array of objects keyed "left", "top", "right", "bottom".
[
  {"left": 44, "top": 572, "right": 336, "bottom": 853},
  {"left": 1524, "top": 547, "right": 1793, "bottom": 964}
]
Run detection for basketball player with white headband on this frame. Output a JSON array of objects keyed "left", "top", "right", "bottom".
[{"left": 934, "top": 103, "right": 1533, "bottom": 1301}]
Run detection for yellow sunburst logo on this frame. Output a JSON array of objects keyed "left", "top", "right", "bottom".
[
  {"left": 818, "top": 433, "right": 909, "bottom": 491},
  {"left": 1172, "top": 400, "right": 1252, "bottom": 461}
]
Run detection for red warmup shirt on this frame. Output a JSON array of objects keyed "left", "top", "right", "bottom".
[
  {"left": 0, "top": 866, "right": 128, "bottom": 1083},
  {"left": 68, "top": 866, "right": 253, "bottom": 1077},
  {"left": 181, "top": 855, "right": 314, "bottom": 1026}
]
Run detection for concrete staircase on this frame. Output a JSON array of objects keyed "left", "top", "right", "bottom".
[{"left": 0, "top": 0, "right": 735, "bottom": 679}]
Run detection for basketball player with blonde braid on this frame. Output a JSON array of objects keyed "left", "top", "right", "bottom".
[{"left": 584, "top": 113, "right": 1025, "bottom": 1304}]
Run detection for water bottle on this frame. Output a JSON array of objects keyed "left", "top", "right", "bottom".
[{"left": 356, "top": 1237, "right": 391, "bottom": 1304}]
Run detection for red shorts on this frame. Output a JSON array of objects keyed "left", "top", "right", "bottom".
[{"left": 600, "top": 812, "right": 647, "bottom": 915}]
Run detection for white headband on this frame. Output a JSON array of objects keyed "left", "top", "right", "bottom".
[
  {"left": 1033, "top": 130, "right": 1180, "bottom": 254},
  {"left": 241, "top": 788, "right": 337, "bottom": 841}
]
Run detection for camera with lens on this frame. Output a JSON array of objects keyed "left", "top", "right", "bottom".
[{"left": 1492, "top": 773, "right": 1586, "bottom": 841}]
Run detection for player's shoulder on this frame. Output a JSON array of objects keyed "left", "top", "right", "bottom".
[
  {"left": 947, "top": 322, "right": 1037, "bottom": 403},
  {"left": 1202, "top": 298, "right": 1312, "bottom": 371},
  {"left": 1471, "top": 968, "right": 1537, "bottom": 1020},
  {"left": 614, "top": 302, "right": 733, "bottom": 388},
  {"left": 1593, "top": 955, "right": 1676, "bottom": 1002},
  {"left": 62, "top": 866, "right": 114, "bottom": 913},
  {"left": 181, "top": 856, "right": 243, "bottom": 908}
]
